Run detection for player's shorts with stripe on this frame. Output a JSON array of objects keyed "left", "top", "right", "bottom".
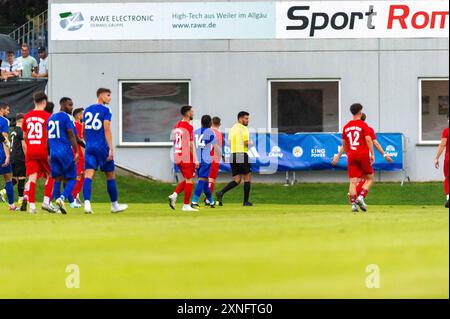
[
  {"left": 12, "top": 162, "right": 26, "bottom": 177},
  {"left": 209, "top": 162, "right": 220, "bottom": 179},
  {"left": 230, "top": 153, "right": 252, "bottom": 177},
  {"left": 85, "top": 149, "right": 115, "bottom": 172},
  {"left": 50, "top": 154, "right": 77, "bottom": 180},
  {"left": 347, "top": 155, "right": 373, "bottom": 178},
  {"left": 177, "top": 162, "right": 196, "bottom": 179},
  {"left": 197, "top": 163, "right": 212, "bottom": 179},
  {"left": 26, "top": 158, "right": 51, "bottom": 177},
  {"left": 0, "top": 163, "right": 12, "bottom": 175}
]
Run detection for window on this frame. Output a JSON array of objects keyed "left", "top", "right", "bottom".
[
  {"left": 270, "top": 80, "right": 340, "bottom": 133},
  {"left": 120, "top": 81, "right": 190, "bottom": 146},
  {"left": 420, "top": 79, "right": 449, "bottom": 144}
]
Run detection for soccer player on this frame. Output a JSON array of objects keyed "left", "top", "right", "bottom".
[
  {"left": 206, "top": 116, "right": 225, "bottom": 203},
  {"left": 71, "top": 107, "right": 85, "bottom": 207},
  {"left": 191, "top": 115, "right": 217, "bottom": 209},
  {"left": 83, "top": 88, "right": 127, "bottom": 214},
  {"left": 0, "top": 102, "right": 19, "bottom": 211},
  {"left": 168, "top": 105, "right": 199, "bottom": 212},
  {"left": 333, "top": 113, "right": 393, "bottom": 196},
  {"left": 47, "top": 100, "right": 80, "bottom": 215},
  {"left": 8, "top": 113, "right": 26, "bottom": 205},
  {"left": 216, "top": 111, "right": 253, "bottom": 207},
  {"left": 341, "top": 103, "right": 375, "bottom": 213},
  {"left": 434, "top": 115, "right": 449, "bottom": 208},
  {"left": 21, "top": 92, "right": 58, "bottom": 214}
]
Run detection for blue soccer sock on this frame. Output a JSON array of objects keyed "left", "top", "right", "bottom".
[
  {"left": 83, "top": 178, "right": 93, "bottom": 201},
  {"left": 203, "top": 181, "right": 214, "bottom": 203},
  {"left": 67, "top": 193, "right": 75, "bottom": 204},
  {"left": 192, "top": 180, "right": 205, "bottom": 204},
  {"left": 53, "top": 181, "right": 62, "bottom": 201},
  {"left": 62, "top": 180, "right": 76, "bottom": 202},
  {"left": 107, "top": 179, "right": 118, "bottom": 203},
  {"left": 5, "top": 181, "right": 15, "bottom": 205}
]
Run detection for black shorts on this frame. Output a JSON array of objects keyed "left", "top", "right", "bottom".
[
  {"left": 230, "top": 153, "right": 252, "bottom": 177},
  {"left": 12, "top": 162, "right": 26, "bottom": 178}
]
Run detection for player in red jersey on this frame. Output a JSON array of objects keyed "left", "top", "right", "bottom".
[
  {"left": 205, "top": 116, "right": 225, "bottom": 204},
  {"left": 168, "top": 106, "right": 199, "bottom": 212},
  {"left": 71, "top": 107, "right": 85, "bottom": 207},
  {"left": 20, "top": 92, "right": 58, "bottom": 213},
  {"left": 340, "top": 103, "right": 375, "bottom": 213},
  {"left": 435, "top": 114, "right": 449, "bottom": 208}
]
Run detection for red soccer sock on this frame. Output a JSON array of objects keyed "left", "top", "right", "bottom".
[
  {"left": 350, "top": 195, "right": 356, "bottom": 204},
  {"left": 209, "top": 182, "right": 215, "bottom": 194},
  {"left": 44, "top": 178, "right": 54, "bottom": 200},
  {"left": 360, "top": 188, "right": 369, "bottom": 198},
  {"left": 73, "top": 176, "right": 84, "bottom": 198},
  {"left": 184, "top": 182, "right": 193, "bottom": 205},
  {"left": 356, "top": 179, "right": 365, "bottom": 195},
  {"left": 175, "top": 180, "right": 186, "bottom": 195},
  {"left": 28, "top": 181, "right": 36, "bottom": 204}
]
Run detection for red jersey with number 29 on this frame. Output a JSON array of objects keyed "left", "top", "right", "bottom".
[
  {"left": 174, "top": 120, "right": 194, "bottom": 164},
  {"left": 343, "top": 119, "right": 371, "bottom": 158},
  {"left": 22, "top": 109, "right": 51, "bottom": 160}
]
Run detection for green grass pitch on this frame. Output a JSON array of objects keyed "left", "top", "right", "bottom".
[{"left": 0, "top": 179, "right": 448, "bottom": 298}]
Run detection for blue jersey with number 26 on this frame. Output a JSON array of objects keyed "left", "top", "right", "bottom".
[{"left": 83, "top": 104, "right": 112, "bottom": 153}]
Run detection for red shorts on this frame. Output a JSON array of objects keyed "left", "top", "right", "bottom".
[
  {"left": 177, "top": 163, "right": 196, "bottom": 179},
  {"left": 347, "top": 156, "right": 374, "bottom": 178},
  {"left": 26, "top": 158, "right": 51, "bottom": 177},
  {"left": 209, "top": 162, "right": 220, "bottom": 180}
]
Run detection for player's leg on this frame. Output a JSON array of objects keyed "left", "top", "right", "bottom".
[
  {"left": 356, "top": 158, "right": 375, "bottom": 212},
  {"left": 216, "top": 154, "right": 242, "bottom": 206},
  {"left": 243, "top": 173, "right": 252, "bottom": 206},
  {"left": 181, "top": 163, "right": 197, "bottom": 212},
  {"left": 168, "top": 164, "right": 186, "bottom": 210},
  {"left": 444, "top": 159, "right": 449, "bottom": 208},
  {"left": 43, "top": 177, "right": 54, "bottom": 207},
  {"left": 83, "top": 169, "right": 95, "bottom": 214},
  {"left": 24, "top": 159, "right": 39, "bottom": 213},
  {"left": 192, "top": 177, "right": 207, "bottom": 208},
  {"left": 55, "top": 162, "right": 78, "bottom": 215},
  {"left": 2, "top": 170, "right": 18, "bottom": 211},
  {"left": 347, "top": 158, "right": 361, "bottom": 213},
  {"left": 102, "top": 159, "right": 127, "bottom": 214}
]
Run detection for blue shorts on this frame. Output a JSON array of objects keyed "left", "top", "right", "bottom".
[
  {"left": 197, "top": 163, "right": 212, "bottom": 179},
  {"left": 0, "top": 163, "right": 12, "bottom": 175},
  {"left": 50, "top": 155, "right": 77, "bottom": 180},
  {"left": 85, "top": 149, "right": 115, "bottom": 172}
]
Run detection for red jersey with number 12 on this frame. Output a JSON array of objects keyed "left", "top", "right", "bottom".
[
  {"left": 22, "top": 109, "right": 51, "bottom": 160},
  {"left": 343, "top": 119, "right": 371, "bottom": 158},
  {"left": 174, "top": 120, "right": 194, "bottom": 164}
]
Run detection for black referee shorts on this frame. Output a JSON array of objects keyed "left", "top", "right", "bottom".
[
  {"left": 230, "top": 153, "right": 252, "bottom": 177},
  {"left": 12, "top": 162, "right": 26, "bottom": 178}
]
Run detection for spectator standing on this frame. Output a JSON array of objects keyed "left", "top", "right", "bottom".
[
  {"left": 0, "top": 51, "right": 22, "bottom": 81},
  {"left": 32, "top": 47, "right": 48, "bottom": 78},
  {"left": 17, "top": 44, "right": 37, "bottom": 78}
]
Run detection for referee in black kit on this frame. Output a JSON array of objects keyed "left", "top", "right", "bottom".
[{"left": 216, "top": 111, "right": 253, "bottom": 207}]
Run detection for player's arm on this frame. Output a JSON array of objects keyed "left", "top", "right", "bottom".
[
  {"left": 67, "top": 128, "right": 79, "bottom": 164},
  {"left": 373, "top": 139, "right": 393, "bottom": 163},
  {"left": 104, "top": 120, "right": 114, "bottom": 161},
  {"left": 2, "top": 140, "right": 10, "bottom": 167},
  {"left": 435, "top": 137, "right": 447, "bottom": 169},
  {"left": 76, "top": 135, "right": 85, "bottom": 149},
  {"left": 332, "top": 144, "right": 346, "bottom": 166},
  {"left": 365, "top": 136, "right": 375, "bottom": 163}
]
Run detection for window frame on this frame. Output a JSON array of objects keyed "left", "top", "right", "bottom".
[
  {"left": 418, "top": 78, "right": 449, "bottom": 145},
  {"left": 267, "top": 79, "right": 342, "bottom": 134},
  {"left": 119, "top": 79, "right": 191, "bottom": 147}
]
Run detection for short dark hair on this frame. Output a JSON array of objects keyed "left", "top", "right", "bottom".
[
  {"left": 73, "top": 108, "right": 84, "bottom": 118},
  {"left": 45, "top": 101, "right": 55, "bottom": 114},
  {"left": 350, "top": 103, "right": 363, "bottom": 116},
  {"left": 201, "top": 115, "right": 212, "bottom": 128},
  {"left": 212, "top": 116, "right": 221, "bottom": 126},
  {"left": 38, "top": 47, "right": 46, "bottom": 53},
  {"left": 180, "top": 105, "right": 193, "bottom": 116},
  {"left": 361, "top": 113, "right": 367, "bottom": 121},
  {"left": 16, "top": 113, "right": 24, "bottom": 121},
  {"left": 59, "top": 97, "right": 72, "bottom": 106},
  {"left": 33, "top": 91, "right": 47, "bottom": 104},
  {"left": 96, "top": 88, "right": 111, "bottom": 97},
  {"left": 237, "top": 111, "right": 249, "bottom": 120},
  {"left": 0, "top": 101, "right": 9, "bottom": 109},
  {"left": 6, "top": 50, "right": 14, "bottom": 55}
]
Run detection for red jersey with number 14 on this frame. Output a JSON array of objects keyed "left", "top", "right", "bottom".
[
  {"left": 174, "top": 120, "right": 194, "bottom": 164},
  {"left": 22, "top": 109, "right": 51, "bottom": 160},
  {"left": 343, "top": 119, "right": 371, "bottom": 158}
]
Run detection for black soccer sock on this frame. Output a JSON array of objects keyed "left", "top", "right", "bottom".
[
  {"left": 244, "top": 182, "right": 251, "bottom": 203},
  {"left": 220, "top": 181, "right": 239, "bottom": 195},
  {"left": 18, "top": 179, "right": 25, "bottom": 198},
  {"left": 12, "top": 179, "right": 18, "bottom": 186}
]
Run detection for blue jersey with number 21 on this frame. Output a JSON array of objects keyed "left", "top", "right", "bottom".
[
  {"left": 83, "top": 104, "right": 112, "bottom": 153},
  {"left": 47, "top": 112, "right": 75, "bottom": 158}
]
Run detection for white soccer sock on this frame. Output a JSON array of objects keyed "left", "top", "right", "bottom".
[
  {"left": 84, "top": 200, "right": 91, "bottom": 211},
  {"left": 171, "top": 192, "right": 178, "bottom": 198},
  {"left": 111, "top": 201, "right": 119, "bottom": 209},
  {"left": 447, "top": 195, "right": 449, "bottom": 200},
  {"left": 43, "top": 196, "right": 51, "bottom": 205},
  {"left": 30, "top": 203, "right": 36, "bottom": 210}
]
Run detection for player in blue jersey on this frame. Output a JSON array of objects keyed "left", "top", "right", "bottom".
[
  {"left": 0, "top": 102, "right": 19, "bottom": 211},
  {"left": 191, "top": 115, "right": 218, "bottom": 209},
  {"left": 83, "top": 88, "right": 127, "bottom": 214},
  {"left": 47, "top": 101, "right": 79, "bottom": 215}
]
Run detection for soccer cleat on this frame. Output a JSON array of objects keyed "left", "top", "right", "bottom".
[
  {"left": 168, "top": 194, "right": 177, "bottom": 210},
  {"left": 29, "top": 208, "right": 38, "bottom": 214},
  {"left": 75, "top": 197, "right": 82, "bottom": 206},
  {"left": 209, "top": 202, "right": 216, "bottom": 209},
  {"left": 84, "top": 209, "right": 95, "bottom": 215},
  {"left": 204, "top": 198, "right": 211, "bottom": 206},
  {"left": 215, "top": 192, "right": 223, "bottom": 206},
  {"left": 111, "top": 203, "right": 128, "bottom": 214},
  {"left": 55, "top": 198, "right": 67, "bottom": 215},
  {"left": 243, "top": 202, "right": 254, "bottom": 207},
  {"left": 355, "top": 196, "right": 367, "bottom": 212},
  {"left": 352, "top": 204, "right": 359, "bottom": 213},
  {"left": 0, "top": 189, "right": 6, "bottom": 202},
  {"left": 191, "top": 203, "right": 200, "bottom": 209},
  {"left": 182, "top": 204, "right": 198, "bottom": 212},
  {"left": 70, "top": 201, "right": 82, "bottom": 209},
  {"left": 9, "top": 205, "right": 20, "bottom": 212},
  {"left": 446, "top": 200, "right": 449, "bottom": 209},
  {"left": 42, "top": 203, "right": 59, "bottom": 214},
  {"left": 20, "top": 197, "right": 28, "bottom": 212}
]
